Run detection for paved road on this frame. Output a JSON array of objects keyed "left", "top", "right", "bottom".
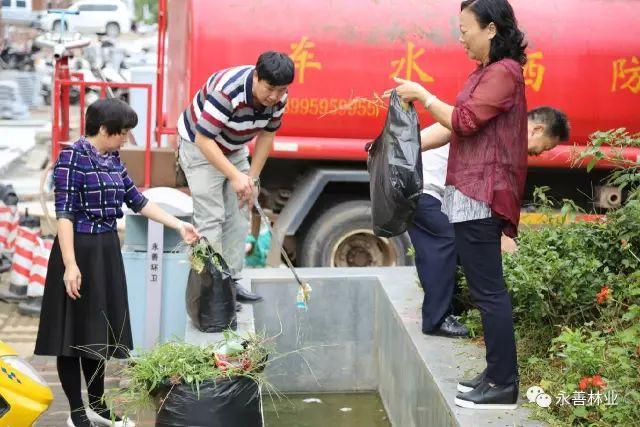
[{"left": 1, "top": 274, "right": 154, "bottom": 426}]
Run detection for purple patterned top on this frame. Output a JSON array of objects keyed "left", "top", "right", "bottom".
[{"left": 54, "top": 138, "right": 148, "bottom": 234}]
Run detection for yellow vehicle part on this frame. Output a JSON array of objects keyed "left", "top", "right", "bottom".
[{"left": 0, "top": 341, "right": 53, "bottom": 427}]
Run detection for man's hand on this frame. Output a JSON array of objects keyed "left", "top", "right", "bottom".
[
  {"left": 501, "top": 235, "right": 518, "bottom": 253},
  {"left": 420, "top": 123, "right": 452, "bottom": 151},
  {"left": 231, "top": 172, "right": 255, "bottom": 208}
]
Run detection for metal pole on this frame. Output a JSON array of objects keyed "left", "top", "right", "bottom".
[
  {"left": 59, "top": 57, "right": 70, "bottom": 142},
  {"left": 155, "top": 0, "right": 168, "bottom": 145},
  {"left": 145, "top": 87, "right": 153, "bottom": 188},
  {"left": 52, "top": 79, "right": 60, "bottom": 160},
  {"left": 78, "top": 81, "right": 85, "bottom": 135}
]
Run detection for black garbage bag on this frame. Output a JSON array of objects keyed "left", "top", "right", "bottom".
[
  {"left": 367, "top": 90, "right": 423, "bottom": 237},
  {"left": 154, "top": 376, "right": 263, "bottom": 427},
  {"left": 185, "top": 245, "right": 237, "bottom": 333}
]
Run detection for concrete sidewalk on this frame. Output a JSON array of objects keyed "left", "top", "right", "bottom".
[
  {"left": 0, "top": 273, "right": 153, "bottom": 426},
  {"left": 28, "top": 356, "right": 133, "bottom": 427},
  {"left": 0, "top": 278, "right": 39, "bottom": 358}
]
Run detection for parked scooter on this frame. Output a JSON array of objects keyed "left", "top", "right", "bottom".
[
  {"left": 84, "top": 38, "right": 130, "bottom": 103},
  {"left": 0, "top": 41, "right": 40, "bottom": 71},
  {"left": 38, "top": 57, "right": 81, "bottom": 105}
]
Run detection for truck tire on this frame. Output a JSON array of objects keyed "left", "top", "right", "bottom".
[
  {"left": 298, "top": 200, "right": 414, "bottom": 267},
  {"left": 106, "top": 22, "right": 121, "bottom": 38}
]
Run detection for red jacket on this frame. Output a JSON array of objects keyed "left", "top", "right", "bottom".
[{"left": 446, "top": 58, "right": 528, "bottom": 237}]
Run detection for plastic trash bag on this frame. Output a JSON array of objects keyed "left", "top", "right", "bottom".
[
  {"left": 185, "top": 246, "right": 237, "bottom": 333},
  {"left": 367, "top": 90, "right": 423, "bottom": 237},
  {"left": 154, "top": 376, "right": 263, "bottom": 427}
]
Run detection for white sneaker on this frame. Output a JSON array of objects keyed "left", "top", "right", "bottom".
[
  {"left": 66, "top": 415, "right": 91, "bottom": 427},
  {"left": 86, "top": 407, "right": 136, "bottom": 427}
]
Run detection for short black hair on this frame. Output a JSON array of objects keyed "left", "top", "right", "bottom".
[
  {"left": 528, "top": 106, "right": 570, "bottom": 142},
  {"left": 461, "top": 0, "right": 528, "bottom": 66},
  {"left": 85, "top": 98, "right": 138, "bottom": 136},
  {"left": 256, "top": 51, "right": 295, "bottom": 86}
]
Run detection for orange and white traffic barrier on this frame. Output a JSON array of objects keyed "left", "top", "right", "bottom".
[
  {"left": 10, "top": 226, "right": 40, "bottom": 288},
  {"left": 27, "top": 237, "right": 53, "bottom": 298},
  {"left": 0, "top": 205, "right": 19, "bottom": 252}
]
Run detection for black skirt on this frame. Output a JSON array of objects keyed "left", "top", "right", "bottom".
[{"left": 34, "top": 231, "right": 133, "bottom": 360}]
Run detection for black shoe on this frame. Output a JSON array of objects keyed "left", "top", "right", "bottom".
[
  {"left": 457, "top": 368, "right": 486, "bottom": 393},
  {"left": 423, "top": 315, "right": 469, "bottom": 338},
  {"left": 234, "top": 282, "right": 263, "bottom": 303},
  {"left": 454, "top": 379, "right": 518, "bottom": 410},
  {"left": 235, "top": 302, "right": 243, "bottom": 312}
]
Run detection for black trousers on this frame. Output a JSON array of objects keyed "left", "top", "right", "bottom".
[
  {"left": 408, "top": 194, "right": 457, "bottom": 332},
  {"left": 454, "top": 217, "right": 518, "bottom": 385}
]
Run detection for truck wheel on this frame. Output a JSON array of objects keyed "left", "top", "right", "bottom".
[
  {"left": 106, "top": 22, "right": 120, "bottom": 38},
  {"left": 299, "top": 201, "right": 414, "bottom": 267}
]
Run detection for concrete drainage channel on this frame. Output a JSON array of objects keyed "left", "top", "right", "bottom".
[
  {"left": 184, "top": 267, "right": 544, "bottom": 427},
  {"left": 122, "top": 202, "right": 542, "bottom": 425}
]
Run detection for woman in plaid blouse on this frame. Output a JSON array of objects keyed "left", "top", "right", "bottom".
[{"left": 35, "top": 99, "right": 199, "bottom": 427}]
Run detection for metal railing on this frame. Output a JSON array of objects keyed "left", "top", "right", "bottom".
[{"left": 51, "top": 72, "right": 154, "bottom": 187}]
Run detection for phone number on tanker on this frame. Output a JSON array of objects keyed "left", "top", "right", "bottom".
[{"left": 284, "top": 97, "right": 383, "bottom": 117}]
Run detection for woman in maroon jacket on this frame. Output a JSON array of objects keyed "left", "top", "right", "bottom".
[{"left": 387, "top": 0, "right": 527, "bottom": 409}]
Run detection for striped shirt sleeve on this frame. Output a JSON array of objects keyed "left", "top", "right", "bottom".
[
  {"left": 195, "top": 90, "right": 233, "bottom": 140},
  {"left": 120, "top": 165, "right": 148, "bottom": 213},
  {"left": 54, "top": 148, "right": 84, "bottom": 220},
  {"left": 264, "top": 94, "right": 287, "bottom": 132}
]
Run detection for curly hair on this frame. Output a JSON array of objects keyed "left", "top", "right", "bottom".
[{"left": 461, "top": 0, "right": 528, "bottom": 66}]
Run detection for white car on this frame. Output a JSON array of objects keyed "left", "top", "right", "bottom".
[
  {"left": 40, "top": 0, "right": 132, "bottom": 38},
  {"left": 1, "top": 0, "right": 41, "bottom": 27}
]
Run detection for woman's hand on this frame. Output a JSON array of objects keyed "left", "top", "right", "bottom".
[
  {"left": 384, "top": 77, "right": 432, "bottom": 104},
  {"left": 63, "top": 263, "right": 82, "bottom": 300},
  {"left": 179, "top": 221, "right": 201, "bottom": 244}
]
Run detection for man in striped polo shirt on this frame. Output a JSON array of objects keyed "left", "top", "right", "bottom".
[{"left": 178, "top": 51, "right": 294, "bottom": 305}]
